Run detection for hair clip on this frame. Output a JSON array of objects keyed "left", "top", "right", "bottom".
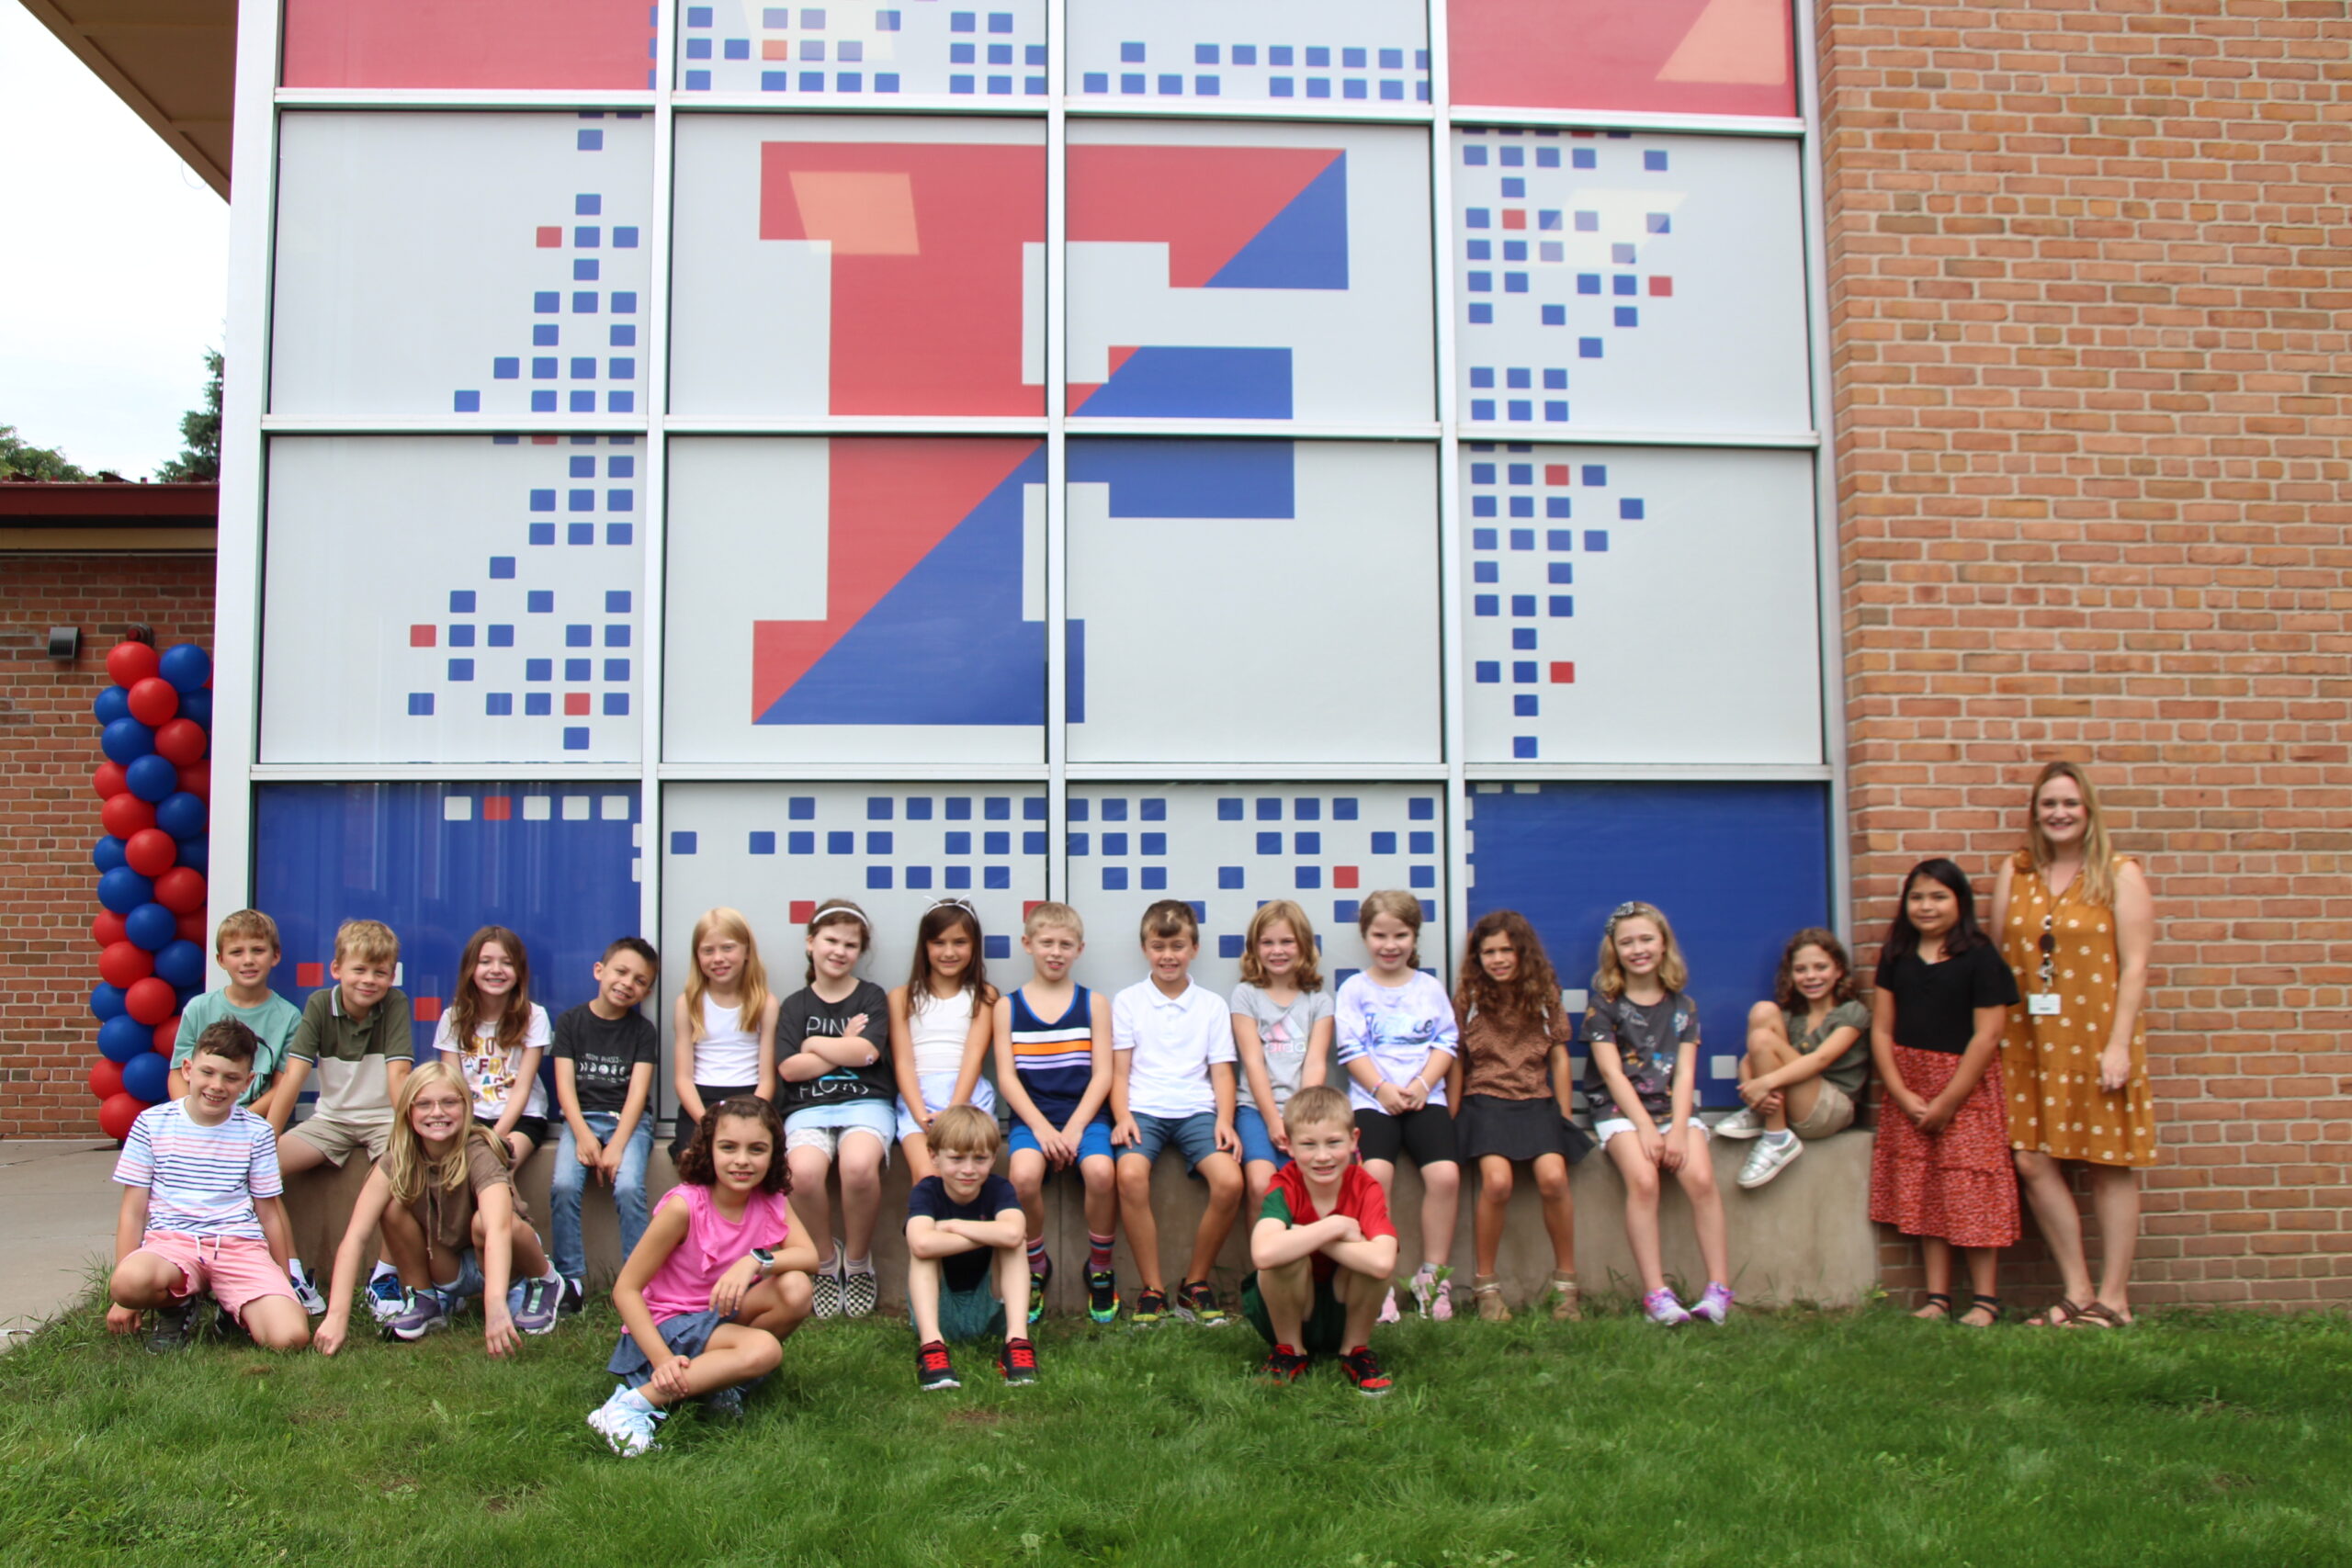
[
  {"left": 1608, "top": 901, "right": 1642, "bottom": 921},
  {"left": 808, "top": 900, "right": 869, "bottom": 930}
]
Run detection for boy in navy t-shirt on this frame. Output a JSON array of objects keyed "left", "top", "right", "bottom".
[{"left": 904, "top": 1104, "right": 1035, "bottom": 1391}]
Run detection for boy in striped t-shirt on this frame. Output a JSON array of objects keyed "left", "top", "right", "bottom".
[
  {"left": 990, "top": 902, "right": 1120, "bottom": 1324},
  {"left": 107, "top": 1021, "right": 310, "bottom": 1353}
]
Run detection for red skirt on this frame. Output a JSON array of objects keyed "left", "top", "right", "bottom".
[{"left": 1869, "top": 1044, "right": 2020, "bottom": 1249}]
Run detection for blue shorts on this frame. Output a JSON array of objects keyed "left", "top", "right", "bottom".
[
  {"left": 1233, "top": 1104, "right": 1283, "bottom": 1168},
  {"left": 606, "top": 1309, "right": 769, "bottom": 1396},
  {"left": 784, "top": 1099, "right": 897, "bottom": 1160},
  {"left": 1122, "top": 1110, "right": 1221, "bottom": 1171},
  {"left": 1007, "top": 1115, "right": 1114, "bottom": 1165}
]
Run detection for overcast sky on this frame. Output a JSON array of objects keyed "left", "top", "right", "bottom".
[{"left": 0, "top": 3, "right": 231, "bottom": 478}]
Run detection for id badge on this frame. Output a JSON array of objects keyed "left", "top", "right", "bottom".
[{"left": 2028, "top": 993, "right": 2062, "bottom": 1018}]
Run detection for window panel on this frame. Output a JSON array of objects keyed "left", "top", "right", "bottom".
[
  {"left": 1068, "top": 0, "right": 1427, "bottom": 110},
  {"left": 1450, "top": 0, "right": 1797, "bottom": 118},
  {"left": 281, "top": 0, "right": 658, "bottom": 90},
  {"left": 675, "top": 0, "right": 1046, "bottom": 99}
]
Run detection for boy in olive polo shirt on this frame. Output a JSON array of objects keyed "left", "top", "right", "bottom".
[{"left": 273, "top": 919, "right": 413, "bottom": 1314}]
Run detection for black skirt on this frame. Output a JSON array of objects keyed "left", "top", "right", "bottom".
[{"left": 1456, "top": 1094, "right": 1594, "bottom": 1166}]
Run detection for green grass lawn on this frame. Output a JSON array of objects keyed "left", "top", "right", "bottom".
[{"left": 4, "top": 1292, "right": 2348, "bottom": 1568}]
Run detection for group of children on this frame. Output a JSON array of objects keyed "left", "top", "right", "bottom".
[{"left": 107, "top": 873, "right": 2005, "bottom": 1456}]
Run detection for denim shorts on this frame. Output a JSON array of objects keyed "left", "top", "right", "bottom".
[
  {"left": 784, "top": 1099, "right": 897, "bottom": 1159},
  {"left": 1122, "top": 1110, "right": 1221, "bottom": 1171},
  {"left": 1233, "top": 1104, "right": 1283, "bottom": 1168},
  {"left": 1006, "top": 1115, "right": 1114, "bottom": 1165},
  {"left": 896, "top": 1072, "right": 999, "bottom": 1144}
]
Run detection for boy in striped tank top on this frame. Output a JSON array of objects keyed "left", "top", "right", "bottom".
[{"left": 991, "top": 902, "right": 1121, "bottom": 1325}]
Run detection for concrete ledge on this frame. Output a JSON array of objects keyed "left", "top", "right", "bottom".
[{"left": 282, "top": 1130, "right": 1876, "bottom": 1313}]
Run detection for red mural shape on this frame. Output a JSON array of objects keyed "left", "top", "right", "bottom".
[
  {"left": 759, "top": 143, "right": 1046, "bottom": 417},
  {"left": 282, "top": 0, "right": 656, "bottom": 89},
  {"left": 1450, "top": 0, "right": 1798, "bottom": 118},
  {"left": 1066, "top": 146, "right": 1341, "bottom": 286}
]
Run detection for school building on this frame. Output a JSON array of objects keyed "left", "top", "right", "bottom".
[{"left": 6, "top": 0, "right": 2343, "bottom": 1309}]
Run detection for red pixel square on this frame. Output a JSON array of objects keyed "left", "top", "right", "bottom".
[
  {"left": 531, "top": 434, "right": 558, "bottom": 446},
  {"left": 1551, "top": 661, "right": 1577, "bottom": 683},
  {"left": 565, "top": 693, "right": 592, "bottom": 715},
  {"left": 1023, "top": 899, "right": 1044, "bottom": 918},
  {"left": 1500, "top": 209, "right": 1527, "bottom": 231},
  {"left": 536, "top": 226, "right": 563, "bottom": 247},
  {"left": 414, "top": 997, "right": 444, "bottom": 1022},
  {"left": 1544, "top": 464, "right": 1570, "bottom": 486},
  {"left": 789, "top": 899, "right": 816, "bottom": 923},
  {"left": 296, "top": 962, "right": 325, "bottom": 987},
  {"left": 1333, "top": 865, "right": 1360, "bottom": 889},
  {"left": 410, "top": 625, "right": 436, "bottom": 648},
  {"left": 482, "top": 795, "right": 513, "bottom": 821},
  {"left": 1649, "top": 276, "right": 1673, "bottom": 297}
]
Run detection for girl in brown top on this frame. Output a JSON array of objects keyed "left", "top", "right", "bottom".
[
  {"left": 1991, "top": 761, "right": 2156, "bottom": 1327},
  {"left": 1447, "top": 911, "right": 1592, "bottom": 1323}
]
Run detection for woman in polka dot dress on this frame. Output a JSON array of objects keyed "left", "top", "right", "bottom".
[{"left": 1992, "top": 762, "right": 2156, "bottom": 1327}]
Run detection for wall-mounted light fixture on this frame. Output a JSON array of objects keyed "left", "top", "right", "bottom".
[{"left": 47, "top": 626, "right": 79, "bottom": 661}]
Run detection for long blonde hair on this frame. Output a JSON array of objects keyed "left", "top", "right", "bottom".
[
  {"left": 1239, "top": 899, "right": 1325, "bottom": 991},
  {"left": 683, "top": 907, "right": 772, "bottom": 1046},
  {"left": 383, "top": 1061, "right": 505, "bottom": 1205},
  {"left": 2025, "top": 760, "right": 2118, "bottom": 908},
  {"left": 1594, "top": 900, "right": 1690, "bottom": 999}
]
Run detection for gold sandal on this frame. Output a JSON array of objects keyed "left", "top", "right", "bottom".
[
  {"left": 1472, "top": 1275, "right": 1511, "bottom": 1324},
  {"left": 1547, "top": 1272, "right": 1582, "bottom": 1323}
]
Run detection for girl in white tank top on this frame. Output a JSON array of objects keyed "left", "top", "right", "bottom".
[
  {"left": 671, "top": 908, "right": 781, "bottom": 1161},
  {"left": 888, "top": 902, "right": 1001, "bottom": 1182},
  {"left": 694, "top": 999, "right": 760, "bottom": 1087}
]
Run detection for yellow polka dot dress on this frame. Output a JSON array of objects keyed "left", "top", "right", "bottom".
[{"left": 1997, "top": 849, "right": 2156, "bottom": 1167}]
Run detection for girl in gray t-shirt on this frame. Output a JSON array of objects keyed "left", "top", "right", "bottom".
[{"left": 1227, "top": 899, "right": 1336, "bottom": 1210}]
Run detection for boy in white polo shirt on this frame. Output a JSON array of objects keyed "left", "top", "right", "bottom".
[{"left": 1110, "top": 899, "right": 1245, "bottom": 1326}]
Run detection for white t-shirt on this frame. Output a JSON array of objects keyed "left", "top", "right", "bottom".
[
  {"left": 1334, "top": 971, "right": 1460, "bottom": 1113},
  {"left": 1112, "top": 979, "right": 1237, "bottom": 1120},
  {"left": 434, "top": 1002, "right": 552, "bottom": 1121}
]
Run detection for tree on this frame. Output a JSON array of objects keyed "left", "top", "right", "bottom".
[
  {"left": 0, "top": 425, "right": 90, "bottom": 481},
  {"left": 153, "top": 348, "right": 221, "bottom": 483}
]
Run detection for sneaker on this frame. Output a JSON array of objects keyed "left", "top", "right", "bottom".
[
  {"left": 1691, "top": 1281, "right": 1736, "bottom": 1325},
  {"left": 143, "top": 1295, "right": 200, "bottom": 1354},
  {"left": 1028, "top": 1251, "right": 1053, "bottom": 1325},
  {"left": 811, "top": 1261, "right": 843, "bottom": 1320},
  {"left": 1085, "top": 1268, "right": 1119, "bottom": 1325},
  {"left": 1713, "top": 1106, "right": 1767, "bottom": 1141},
  {"left": 1409, "top": 1268, "right": 1453, "bottom": 1321},
  {"left": 1172, "top": 1280, "right": 1228, "bottom": 1327},
  {"left": 206, "top": 1297, "right": 254, "bottom": 1348},
  {"left": 1255, "top": 1344, "right": 1310, "bottom": 1384},
  {"left": 1377, "top": 1288, "right": 1400, "bottom": 1325},
  {"left": 588, "top": 1387, "right": 663, "bottom": 1457},
  {"left": 286, "top": 1260, "right": 327, "bottom": 1317},
  {"left": 384, "top": 1287, "right": 457, "bottom": 1342},
  {"left": 558, "top": 1277, "right": 586, "bottom": 1316},
  {"left": 1130, "top": 1288, "right": 1169, "bottom": 1326},
  {"left": 1643, "top": 1288, "right": 1691, "bottom": 1327},
  {"left": 364, "top": 1269, "right": 406, "bottom": 1324},
  {"left": 1339, "top": 1346, "right": 1394, "bottom": 1397},
  {"left": 514, "top": 1276, "right": 561, "bottom": 1336},
  {"left": 841, "top": 1268, "right": 878, "bottom": 1319},
  {"left": 1738, "top": 1132, "right": 1804, "bottom": 1190},
  {"left": 699, "top": 1384, "right": 745, "bottom": 1422},
  {"left": 999, "top": 1337, "right": 1039, "bottom": 1385},
  {"left": 916, "top": 1339, "right": 959, "bottom": 1392}
]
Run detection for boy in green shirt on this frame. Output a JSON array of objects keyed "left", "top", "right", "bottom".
[{"left": 166, "top": 910, "right": 303, "bottom": 1120}]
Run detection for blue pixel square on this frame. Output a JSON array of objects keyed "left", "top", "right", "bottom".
[
  {"left": 1219, "top": 934, "right": 1244, "bottom": 960},
  {"left": 1142, "top": 799, "right": 1166, "bottom": 821},
  {"left": 1621, "top": 498, "right": 1645, "bottom": 519},
  {"left": 1256, "top": 832, "right": 1281, "bottom": 854},
  {"left": 828, "top": 830, "right": 854, "bottom": 854},
  {"left": 985, "top": 797, "right": 1012, "bottom": 820},
  {"left": 1141, "top": 832, "right": 1165, "bottom": 854},
  {"left": 1614, "top": 307, "right": 1639, "bottom": 327},
  {"left": 1475, "top": 660, "right": 1500, "bottom": 683},
  {"left": 1513, "top": 627, "right": 1537, "bottom": 649},
  {"left": 1102, "top": 832, "right": 1128, "bottom": 856},
  {"left": 1333, "top": 798, "right": 1359, "bottom": 820},
  {"left": 1410, "top": 866, "right": 1438, "bottom": 889},
  {"left": 1101, "top": 798, "right": 1127, "bottom": 821},
  {"left": 945, "top": 831, "right": 970, "bottom": 854},
  {"left": 1573, "top": 148, "right": 1597, "bottom": 169},
  {"left": 1295, "top": 832, "right": 1321, "bottom": 854},
  {"left": 945, "top": 797, "right": 972, "bottom": 820},
  {"left": 577, "top": 130, "right": 603, "bottom": 151},
  {"left": 905, "top": 866, "right": 932, "bottom": 889},
  {"left": 526, "top": 659, "right": 552, "bottom": 682},
  {"left": 525, "top": 693, "right": 551, "bottom": 716},
  {"left": 447, "top": 625, "right": 476, "bottom": 649},
  {"left": 1473, "top": 527, "right": 1498, "bottom": 548},
  {"left": 1082, "top": 72, "right": 1108, "bottom": 91},
  {"left": 1256, "top": 797, "right": 1282, "bottom": 820},
  {"left": 1514, "top": 694, "right": 1539, "bottom": 716},
  {"left": 789, "top": 797, "right": 816, "bottom": 820},
  {"left": 527, "top": 591, "right": 554, "bottom": 613},
  {"left": 1580, "top": 338, "right": 1604, "bottom": 358},
  {"left": 1233, "top": 45, "right": 1255, "bottom": 64},
  {"left": 1371, "top": 831, "right": 1396, "bottom": 854},
  {"left": 406, "top": 693, "right": 433, "bottom": 716},
  {"left": 1647, "top": 213, "right": 1670, "bottom": 233},
  {"left": 1408, "top": 798, "right": 1435, "bottom": 821},
  {"left": 484, "top": 693, "right": 512, "bottom": 716},
  {"left": 983, "top": 867, "right": 1010, "bottom": 890},
  {"left": 1475, "top": 561, "right": 1498, "bottom": 583},
  {"left": 450, "top": 591, "right": 477, "bottom": 614},
  {"left": 1023, "top": 831, "right": 1046, "bottom": 854},
  {"left": 1024, "top": 797, "right": 1047, "bottom": 821},
  {"left": 1217, "top": 866, "right": 1243, "bottom": 889},
  {"left": 535, "top": 291, "right": 560, "bottom": 313},
  {"left": 1217, "top": 798, "right": 1243, "bottom": 821},
  {"left": 866, "top": 866, "right": 893, "bottom": 890},
  {"left": 1295, "top": 867, "right": 1321, "bottom": 890},
  {"left": 671, "top": 830, "right": 697, "bottom": 854},
  {"left": 1270, "top": 45, "right": 1291, "bottom": 64},
  {"left": 945, "top": 867, "right": 971, "bottom": 890},
  {"left": 749, "top": 831, "right": 776, "bottom": 855},
  {"left": 984, "top": 831, "right": 1010, "bottom": 854},
  {"left": 1549, "top": 561, "right": 1574, "bottom": 584},
  {"left": 1195, "top": 43, "right": 1216, "bottom": 62},
  {"left": 1549, "top": 595, "right": 1576, "bottom": 616},
  {"left": 1409, "top": 829, "right": 1435, "bottom": 853},
  {"left": 565, "top": 659, "right": 590, "bottom": 681}
]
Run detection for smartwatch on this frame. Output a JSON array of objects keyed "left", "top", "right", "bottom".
[{"left": 748, "top": 1247, "right": 776, "bottom": 1273}]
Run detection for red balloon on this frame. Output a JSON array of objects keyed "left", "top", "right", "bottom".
[
  {"left": 95, "top": 761, "right": 128, "bottom": 800},
  {"left": 100, "top": 793, "right": 155, "bottom": 840},
  {"left": 98, "top": 941, "right": 154, "bottom": 988},
  {"left": 124, "top": 976, "right": 176, "bottom": 1026},
  {"left": 105, "top": 642, "right": 160, "bottom": 688},
  {"left": 153, "top": 1016, "right": 180, "bottom": 1054},
  {"left": 175, "top": 909, "right": 209, "bottom": 943},
  {"left": 153, "top": 866, "right": 207, "bottom": 915},
  {"left": 123, "top": 827, "right": 178, "bottom": 877},
  {"left": 93, "top": 909, "right": 128, "bottom": 948},
  {"left": 153, "top": 718, "right": 208, "bottom": 767},
  {"left": 127, "top": 677, "right": 178, "bottom": 727},
  {"left": 98, "top": 1090, "right": 148, "bottom": 1141},
  {"left": 175, "top": 763, "right": 210, "bottom": 801},
  {"left": 89, "top": 1058, "right": 126, "bottom": 1100}
]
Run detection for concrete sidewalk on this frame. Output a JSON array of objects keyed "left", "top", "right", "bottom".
[{"left": 0, "top": 1139, "right": 119, "bottom": 1349}]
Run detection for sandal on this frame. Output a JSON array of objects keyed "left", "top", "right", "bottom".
[
  {"left": 1957, "top": 1294, "right": 2000, "bottom": 1328},
  {"left": 1472, "top": 1275, "right": 1511, "bottom": 1324},
  {"left": 1547, "top": 1272, "right": 1582, "bottom": 1323},
  {"left": 1911, "top": 1292, "right": 1953, "bottom": 1322},
  {"left": 2066, "top": 1301, "right": 2128, "bottom": 1329},
  {"left": 2026, "top": 1299, "right": 2090, "bottom": 1328}
]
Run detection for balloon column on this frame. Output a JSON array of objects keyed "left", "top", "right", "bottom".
[{"left": 88, "top": 638, "right": 212, "bottom": 1140}]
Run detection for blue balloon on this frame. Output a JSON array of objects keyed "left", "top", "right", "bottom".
[
  {"left": 92, "top": 836, "right": 128, "bottom": 873},
  {"left": 92, "top": 983, "right": 128, "bottom": 1021},
  {"left": 93, "top": 686, "right": 130, "bottom": 726},
  {"left": 178, "top": 690, "right": 212, "bottom": 729},
  {"left": 122, "top": 1052, "right": 170, "bottom": 1102},
  {"left": 100, "top": 717, "right": 155, "bottom": 765},
  {"left": 175, "top": 837, "right": 209, "bottom": 876},
  {"left": 155, "top": 792, "right": 208, "bottom": 841},
  {"left": 96, "top": 866, "right": 155, "bottom": 915},
  {"left": 123, "top": 902, "right": 177, "bottom": 952},
  {"left": 125, "top": 753, "right": 179, "bottom": 803},
  {"left": 97, "top": 1014, "right": 152, "bottom": 1064},
  {"left": 154, "top": 939, "right": 207, "bottom": 990},
  {"left": 158, "top": 643, "right": 212, "bottom": 694}
]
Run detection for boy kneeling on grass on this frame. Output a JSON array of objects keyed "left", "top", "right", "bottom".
[
  {"left": 1242, "top": 1085, "right": 1397, "bottom": 1396},
  {"left": 907, "top": 1103, "right": 1037, "bottom": 1390}
]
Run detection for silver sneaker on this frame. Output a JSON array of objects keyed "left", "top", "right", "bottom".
[
  {"left": 364, "top": 1269, "right": 406, "bottom": 1323},
  {"left": 1737, "top": 1134, "right": 1804, "bottom": 1190},
  {"left": 588, "top": 1387, "right": 663, "bottom": 1457},
  {"left": 1712, "top": 1107, "right": 1767, "bottom": 1141}
]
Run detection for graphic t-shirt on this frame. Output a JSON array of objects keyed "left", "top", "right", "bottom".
[
  {"left": 170, "top": 988, "right": 303, "bottom": 1106},
  {"left": 907, "top": 1172, "right": 1023, "bottom": 1292},
  {"left": 1259, "top": 1161, "right": 1396, "bottom": 1284},
  {"left": 112, "top": 1100, "right": 280, "bottom": 1241},
  {"left": 1581, "top": 988, "right": 1701, "bottom": 1122},
  {"left": 1333, "top": 972, "right": 1460, "bottom": 1113},
  {"left": 435, "top": 1003, "right": 552, "bottom": 1121},
  {"left": 1229, "top": 983, "right": 1334, "bottom": 1111},
  {"left": 775, "top": 980, "right": 893, "bottom": 1110},
  {"left": 551, "top": 1002, "right": 660, "bottom": 1116}
]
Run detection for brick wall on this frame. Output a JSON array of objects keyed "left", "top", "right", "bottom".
[
  {"left": 0, "top": 554, "right": 215, "bottom": 1139},
  {"left": 1820, "top": 1, "right": 2352, "bottom": 1306}
]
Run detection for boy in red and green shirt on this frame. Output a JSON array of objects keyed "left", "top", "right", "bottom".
[{"left": 1240, "top": 1085, "right": 1399, "bottom": 1395}]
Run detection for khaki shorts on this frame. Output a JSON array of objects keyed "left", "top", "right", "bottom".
[
  {"left": 287, "top": 1112, "right": 393, "bottom": 1168},
  {"left": 1790, "top": 1080, "right": 1856, "bottom": 1141}
]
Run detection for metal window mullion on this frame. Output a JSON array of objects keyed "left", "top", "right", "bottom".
[
  {"left": 1043, "top": 0, "right": 1070, "bottom": 904},
  {"left": 642, "top": 0, "right": 682, "bottom": 1130},
  {"left": 1428, "top": 0, "right": 1471, "bottom": 953}
]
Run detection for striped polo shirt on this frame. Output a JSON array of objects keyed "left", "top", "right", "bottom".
[
  {"left": 1007, "top": 984, "right": 1097, "bottom": 1122},
  {"left": 111, "top": 1100, "right": 281, "bottom": 1242}
]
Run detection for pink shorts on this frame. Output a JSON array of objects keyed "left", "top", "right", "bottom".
[{"left": 140, "top": 1232, "right": 298, "bottom": 1323}]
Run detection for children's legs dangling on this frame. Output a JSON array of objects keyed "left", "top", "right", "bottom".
[
  {"left": 837, "top": 1132, "right": 888, "bottom": 1266},
  {"left": 1419, "top": 1158, "right": 1460, "bottom": 1269},
  {"left": 1115, "top": 1154, "right": 1163, "bottom": 1293},
  {"left": 786, "top": 1145, "right": 838, "bottom": 1269},
  {"left": 900, "top": 1133, "right": 936, "bottom": 1185},
  {"left": 1675, "top": 1143, "right": 1730, "bottom": 1286},
  {"left": 1532, "top": 1152, "right": 1577, "bottom": 1276},
  {"left": 1473, "top": 1156, "right": 1514, "bottom": 1278},
  {"left": 1009, "top": 1148, "right": 1048, "bottom": 1247},
  {"left": 1080, "top": 1152, "right": 1120, "bottom": 1253},
  {"left": 1606, "top": 1134, "right": 1666, "bottom": 1294}
]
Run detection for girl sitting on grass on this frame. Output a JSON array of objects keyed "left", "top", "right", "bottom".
[{"left": 590, "top": 1096, "right": 817, "bottom": 1457}]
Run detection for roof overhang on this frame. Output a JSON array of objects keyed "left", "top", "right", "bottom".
[
  {"left": 0, "top": 481, "right": 219, "bottom": 551},
  {"left": 17, "top": 0, "right": 236, "bottom": 197}
]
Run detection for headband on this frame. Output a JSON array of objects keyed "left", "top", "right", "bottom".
[{"left": 808, "top": 900, "right": 869, "bottom": 931}]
